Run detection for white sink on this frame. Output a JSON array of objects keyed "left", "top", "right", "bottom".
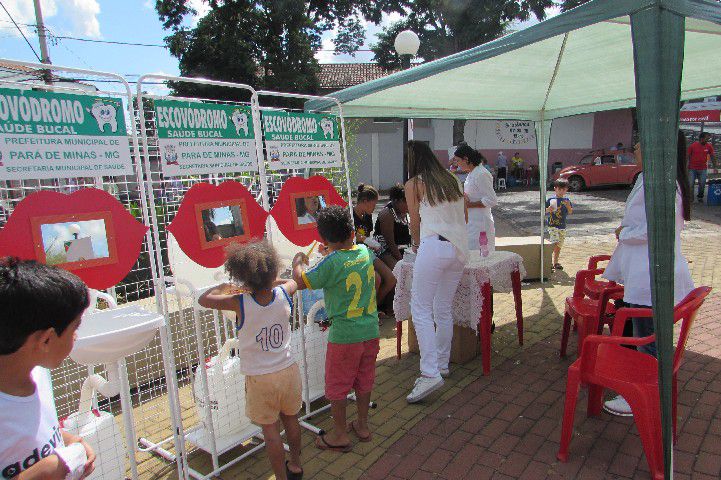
[{"left": 71, "top": 305, "right": 165, "bottom": 366}]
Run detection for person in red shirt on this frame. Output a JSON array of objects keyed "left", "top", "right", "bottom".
[{"left": 687, "top": 132, "right": 716, "bottom": 202}]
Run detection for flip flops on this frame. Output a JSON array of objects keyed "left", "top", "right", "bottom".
[
  {"left": 315, "top": 434, "right": 352, "bottom": 452},
  {"left": 285, "top": 461, "right": 303, "bottom": 480},
  {"left": 347, "top": 420, "right": 372, "bottom": 442}
]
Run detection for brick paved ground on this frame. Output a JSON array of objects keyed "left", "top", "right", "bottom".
[{"left": 172, "top": 223, "right": 721, "bottom": 478}]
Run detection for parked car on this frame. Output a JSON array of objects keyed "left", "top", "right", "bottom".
[{"left": 552, "top": 149, "right": 640, "bottom": 191}]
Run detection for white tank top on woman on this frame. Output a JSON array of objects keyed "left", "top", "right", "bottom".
[
  {"left": 236, "top": 286, "right": 295, "bottom": 376},
  {"left": 420, "top": 195, "right": 469, "bottom": 264}
]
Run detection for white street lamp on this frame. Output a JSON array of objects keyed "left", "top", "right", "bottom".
[{"left": 394, "top": 30, "right": 420, "bottom": 56}]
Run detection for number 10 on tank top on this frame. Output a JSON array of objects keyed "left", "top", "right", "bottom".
[
  {"left": 345, "top": 264, "right": 377, "bottom": 318},
  {"left": 256, "top": 324, "right": 284, "bottom": 351}
]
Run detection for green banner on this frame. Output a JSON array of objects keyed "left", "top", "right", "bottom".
[
  {"left": 153, "top": 99, "right": 258, "bottom": 176},
  {"left": 262, "top": 111, "right": 341, "bottom": 170},
  {"left": 154, "top": 99, "right": 254, "bottom": 140},
  {"left": 0, "top": 88, "right": 133, "bottom": 180},
  {"left": 0, "top": 87, "right": 126, "bottom": 136}
]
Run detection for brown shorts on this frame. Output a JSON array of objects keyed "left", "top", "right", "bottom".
[{"left": 245, "top": 363, "right": 302, "bottom": 425}]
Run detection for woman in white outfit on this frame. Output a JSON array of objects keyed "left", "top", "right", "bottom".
[
  {"left": 404, "top": 141, "right": 469, "bottom": 403},
  {"left": 602, "top": 130, "right": 694, "bottom": 416},
  {"left": 453, "top": 144, "right": 498, "bottom": 251}
]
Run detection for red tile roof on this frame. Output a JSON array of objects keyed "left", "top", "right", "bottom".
[
  {"left": 0, "top": 60, "right": 38, "bottom": 73},
  {"left": 318, "top": 63, "right": 397, "bottom": 90}
]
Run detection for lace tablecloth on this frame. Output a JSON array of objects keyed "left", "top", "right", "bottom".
[{"left": 393, "top": 250, "right": 526, "bottom": 332}]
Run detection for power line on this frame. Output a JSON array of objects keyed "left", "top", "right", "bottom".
[
  {"left": 0, "top": 18, "right": 376, "bottom": 54},
  {"left": 0, "top": 1, "right": 42, "bottom": 61},
  {"left": 53, "top": 35, "right": 168, "bottom": 48},
  {"left": 52, "top": 34, "right": 376, "bottom": 52},
  {"left": 45, "top": 25, "right": 94, "bottom": 70}
]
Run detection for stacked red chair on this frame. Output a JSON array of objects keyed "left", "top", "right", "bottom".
[
  {"left": 583, "top": 255, "right": 623, "bottom": 301},
  {"left": 557, "top": 286, "right": 712, "bottom": 480}
]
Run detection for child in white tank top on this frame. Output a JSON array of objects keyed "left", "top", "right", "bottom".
[{"left": 199, "top": 241, "right": 304, "bottom": 480}]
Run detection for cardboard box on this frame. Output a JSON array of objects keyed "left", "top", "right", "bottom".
[
  {"left": 495, "top": 236, "right": 553, "bottom": 280},
  {"left": 407, "top": 319, "right": 480, "bottom": 365}
]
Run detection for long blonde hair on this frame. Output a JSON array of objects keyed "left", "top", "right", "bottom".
[{"left": 407, "top": 140, "right": 463, "bottom": 206}]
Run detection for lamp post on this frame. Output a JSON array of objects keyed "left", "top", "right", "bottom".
[{"left": 394, "top": 30, "right": 420, "bottom": 181}]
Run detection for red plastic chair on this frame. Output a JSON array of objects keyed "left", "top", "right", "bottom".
[
  {"left": 560, "top": 268, "right": 623, "bottom": 357},
  {"left": 584, "top": 255, "right": 621, "bottom": 301},
  {"left": 557, "top": 286, "right": 712, "bottom": 480}
]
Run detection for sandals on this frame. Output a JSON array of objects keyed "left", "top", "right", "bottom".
[
  {"left": 347, "top": 419, "right": 372, "bottom": 442},
  {"left": 285, "top": 461, "right": 303, "bottom": 480},
  {"left": 315, "top": 434, "right": 352, "bottom": 452}
]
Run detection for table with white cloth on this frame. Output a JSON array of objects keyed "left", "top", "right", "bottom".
[{"left": 393, "top": 250, "right": 526, "bottom": 375}]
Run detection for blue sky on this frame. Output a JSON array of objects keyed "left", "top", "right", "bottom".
[
  {"left": 0, "top": 0, "right": 558, "bottom": 95},
  {"left": 1, "top": 0, "right": 181, "bottom": 86}
]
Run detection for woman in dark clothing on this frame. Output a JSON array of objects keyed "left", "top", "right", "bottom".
[
  {"left": 374, "top": 184, "right": 412, "bottom": 270},
  {"left": 351, "top": 183, "right": 396, "bottom": 321},
  {"left": 353, "top": 183, "right": 379, "bottom": 245}
]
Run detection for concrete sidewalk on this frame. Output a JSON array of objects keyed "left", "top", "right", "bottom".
[{"left": 177, "top": 231, "right": 721, "bottom": 479}]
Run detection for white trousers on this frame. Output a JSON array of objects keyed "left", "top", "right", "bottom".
[{"left": 410, "top": 236, "right": 465, "bottom": 378}]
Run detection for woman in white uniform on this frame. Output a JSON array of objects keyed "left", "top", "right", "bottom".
[
  {"left": 601, "top": 130, "right": 694, "bottom": 416},
  {"left": 453, "top": 144, "right": 498, "bottom": 251}
]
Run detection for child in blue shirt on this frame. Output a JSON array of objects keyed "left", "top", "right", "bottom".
[{"left": 546, "top": 179, "right": 573, "bottom": 270}]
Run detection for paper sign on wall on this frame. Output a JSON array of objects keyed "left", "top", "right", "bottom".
[
  {"left": 154, "top": 99, "right": 258, "bottom": 176},
  {"left": 262, "top": 111, "right": 341, "bottom": 170},
  {"left": 0, "top": 88, "right": 133, "bottom": 180}
]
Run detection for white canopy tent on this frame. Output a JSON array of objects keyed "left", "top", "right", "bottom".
[
  {"left": 306, "top": 1, "right": 721, "bottom": 477},
  {"left": 306, "top": 2, "right": 721, "bottom": 120}
]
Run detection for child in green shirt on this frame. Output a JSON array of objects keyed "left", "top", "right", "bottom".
[{"left": 293, "top": 206, "right": 383, "bottom": 452}]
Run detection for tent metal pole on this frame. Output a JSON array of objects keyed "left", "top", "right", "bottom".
[
  {"left": 536, "top": 117, "right": 551, "bottom": 283},
  {"left": 541, "top": 33, "right": 569, "bottom": 112},
  {"left": 630, "top": 5, "right": 686, "bottom": 479}
]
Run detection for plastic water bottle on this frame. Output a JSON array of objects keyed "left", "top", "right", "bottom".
[{"left": 479, "top": 231, "right": 489, "bottom": 257}]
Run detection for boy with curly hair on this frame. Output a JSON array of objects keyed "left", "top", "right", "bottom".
[
  {"left": 293, "top": 205, "right": 381, "bottom": 452},
  {"left": 199, "top": 242, "right": 303, "bottom": 480}
]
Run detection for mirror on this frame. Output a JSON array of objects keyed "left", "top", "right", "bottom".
[
  {"left": 31, "top": 212, "right": 117, "bottom": 269},
  {"left": 195, "top": 199, "right": 250, "bottom": 249},
  {"left": 291, "top": 192, "right": 328, "bottom": 229}
]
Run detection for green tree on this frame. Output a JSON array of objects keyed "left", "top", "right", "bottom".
[
  {"left": 154, "top": 0, "right": 394, "bottom": 102},
  {"left": 370, "top": 0, "right": 553, "bottom": 143}
]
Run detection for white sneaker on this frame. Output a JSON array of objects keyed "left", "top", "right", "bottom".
[
  {"left": 440, "top": 368, "right": 450, "bottom": 378},
  {"left": 603, "top": 395, "right": 633, "bottom": 417},
  {"left": 407, "top": 376, "right": 444, "bottom": 403}
]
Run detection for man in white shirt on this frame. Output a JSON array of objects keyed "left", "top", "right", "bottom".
[{"left": 496, "top": 151, "right": 508, "bottom": 182}]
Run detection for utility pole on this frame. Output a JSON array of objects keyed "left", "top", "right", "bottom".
[{"left": 32, "top": 0, "right": 53, "bottom": 83}]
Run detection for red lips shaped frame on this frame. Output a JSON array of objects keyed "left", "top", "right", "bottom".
[
  {"left": 269, "top": 176, "right": 347, "bottom": 247},
  {"left": 0, "top": 189, "right": 148, "bottom": 290},
  {"left": 167, "top": 181, "right": 269, "bottom": 268}
]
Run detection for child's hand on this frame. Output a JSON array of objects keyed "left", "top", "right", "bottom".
[
  {"left": 80, "top": 440, "right": 95, "bottom": 478},
  {"left": 545, "top": 206, "right": 553, "bottom": 213},
  {"left": 615, "top": 225, "right": 624, "bottom": 240},
  {"left": 293, "top": 252, "right": 309, "bottom": 267}
]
